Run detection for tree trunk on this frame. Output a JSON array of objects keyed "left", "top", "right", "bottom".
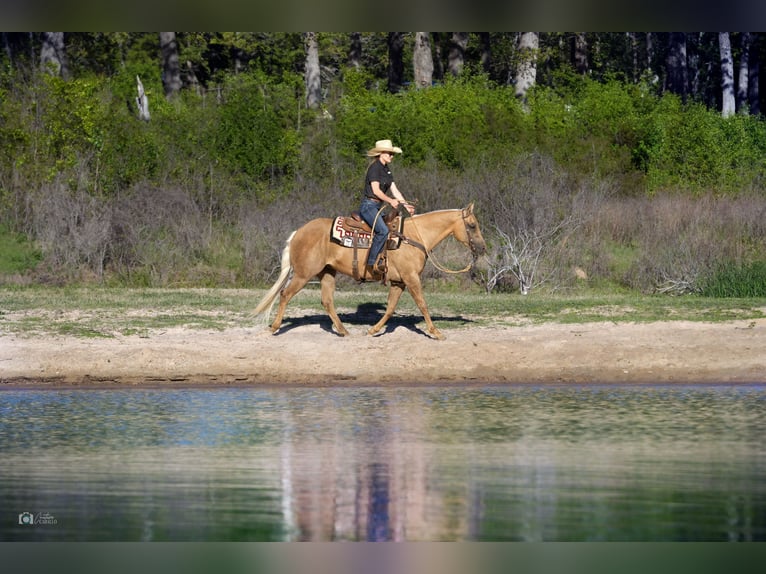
[
  {"left": 646, "top": 32, "right": 656, "bottom": 82},
  {"left": 304, "top": 32, "right": 321, "bottom": 109},
  {"left": 515, "top": 32, "right": 539, "bottom": 103},
  {"left": 687, "top": 33, "right": 701, "bottom": 99},
  {"left": 40, "top": 32, "right": 68, "bottom": 79},
  {"left": 719, "top": 32, "right": 736, "bottom": 117},
  {"left": 627, "top": 32, "right": 638, "bottom": 81},
  {"left": 448, "top": 32, "right": 468, "bottom": 76},
  {"left": 413, "top": 32, "right": 433, "bottom": 88},
  {"left": 348, "top": 32, "right": 362, "bottom": 69},
  {"left": 666, "top": 32, "right": 688, "bottom": 101},
  {"left": 737, "top": 32, "right": 751, "bottom": 114},
  {"left": 135, "top": 75, "right": 150, "bottom": 121},
  {"left": 479, "top": 32, "right": 491, "bottom": 75},
  {"left": 387, "top": 32, "right": 404, "bottom": 93},
  {"left": 432, "top": 33, "right": 444, "bottom": 81},
  {"left": 159, "top": 32, "right": 181, "bottom": 99},
  {"left": 748, "top": 33, "right": 760, "bottom": 115},
  {"left": 573, "top": 33, "right": 588, "bottom": 75}
]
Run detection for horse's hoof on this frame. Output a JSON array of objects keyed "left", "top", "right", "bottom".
[{"left": 431, "top": 330, "right": 446, "bottom": 340}]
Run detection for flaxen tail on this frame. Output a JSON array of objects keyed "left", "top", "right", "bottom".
[{"left": 254, "top": 230, "right": 296, "bottom": 318}]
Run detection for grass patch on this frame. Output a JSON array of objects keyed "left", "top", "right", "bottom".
[
  {"left": 0, "top": 226, "right": 41, "bottom": 275},
  {"left": 1, "top": 286, "right": 765, "bottom": 338}
]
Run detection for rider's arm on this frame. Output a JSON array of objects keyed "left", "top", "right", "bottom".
[
  {"left": 390, "top": 182, "right": 415, "bottom": 214},
  {"left": 371, "top": 181, "right": 399, "bottom": 207}
]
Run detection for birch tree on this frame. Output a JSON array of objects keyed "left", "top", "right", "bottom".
[
  {"left": 737, "top": 32, "right": 751, "bottom": 114},
  {"left": 304, "top": 32, "right": 321, "bottom": 109},
  {"left": 159, "top": 32, "right": 181, "bottom": 99},
  {"left": 413, "top": 32, "right": 433, "bottom": 88},
  {"left": 135, "top": 75, "right": 150, "bottom": 121},
  {"left": 448, "top": 32, "right": 468, "bottom": 76},
  {"left": 748, "top": 33, "right": 760, "bottom": 115},
  {"left": 514, "top": 32, "right": 538, "bottom": 104},
  {"left": 719, "top": 32, "right": 736, "bottom": 117},
  {"left": 40, "top": 32, "right": 68, "bottom": 79}
]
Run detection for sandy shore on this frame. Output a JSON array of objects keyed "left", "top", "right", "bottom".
[{"left": 2, "top": 316, "right": 765, "bottom": 387}]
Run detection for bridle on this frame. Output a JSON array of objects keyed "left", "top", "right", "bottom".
[{"left": 406, "top": 207, "right": 481, "bottom": 275}]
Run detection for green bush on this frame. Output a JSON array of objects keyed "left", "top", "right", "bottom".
[
  {"left": 337, "top": 74, "right": 525, "bottom": 168},
  {"left": 0, "top": 225, "right": 41, "bottom": 277},
  {"left": 701, "top": 261, "right": 766, "bottom": 297},
  {"left": 637, "top": 96, "right": 766, "bottom": 193}
]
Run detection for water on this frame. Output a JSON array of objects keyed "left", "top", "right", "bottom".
[{"left": 1, "top": 384, "right": 765, "bottom": 541}]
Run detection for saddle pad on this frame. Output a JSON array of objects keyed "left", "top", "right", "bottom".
[{"left": 330, "top": 217, "right": 372, "bottom": 248}]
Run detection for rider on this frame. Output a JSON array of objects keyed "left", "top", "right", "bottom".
[{"left": 360, "top": 139, "right": 415, "bottom": 279}]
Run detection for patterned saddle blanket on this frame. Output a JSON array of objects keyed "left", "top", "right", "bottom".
[{"left": 330, "top": 212, "right": 402, "bottom": 249}]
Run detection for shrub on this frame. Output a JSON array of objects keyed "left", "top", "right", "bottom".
[{"left": 701, "top": 261, "right": 766, "bottom": 297}]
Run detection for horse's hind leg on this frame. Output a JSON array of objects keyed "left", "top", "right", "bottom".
[
  {"left": 367, "top": 281, "right": 406, "bottom": 336},
  {"left": 270, "top": 274, "right": 311, "bottom": 333},
  {"left": 319, "top": 270, "right": 349, "bottom": 336}
]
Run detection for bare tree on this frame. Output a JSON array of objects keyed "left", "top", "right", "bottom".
[
  {"left": 135, "top": 75, "right": 150, "bottom": 121},
  {"left": 387, "top": 32, "right": 404, "bottom": 93},
  {"left": 413, "top": 32, "right": 433, "bottom": 88},
  {"left": 40, "top": 32, "right": 68, "bottom": 79},
  {"left": 514, "top": 32, "right": 538, "bottom": 104},
  {"left": 737, "top": 32, "right": 751, "bottom": 114},
  {"left": 349, "top": 32, "right": 362, "bottom": 69},
  {"left": 572, "top": 33, "right": 588, "bottom": 74},
  {"left": 719, "top": 32, "right": 735, "bottom": 117},
  {"left": 666, "top": 32, "right": 688, "bottom": 101},
  {"left": 479, "top": 32, "right": 491, "bottom": 74},
  {"left": 304, "top": 32, "right": 321, "bottom": 109},
  {"left": 448, "top": 32, "right": 468, "bottom": 76},
  {"left": 159, "top": 32, "right": 181, "bottom": 99},
  {"left": 483, "top": 154, "right": 603, "bottom": 294},
  {"left": 748, "top": 33, "right": 760, "bottom": 115}
]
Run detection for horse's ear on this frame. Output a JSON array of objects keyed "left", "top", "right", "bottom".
[{"left": 465, "top": 202, "right": 474, "bottom": 214}]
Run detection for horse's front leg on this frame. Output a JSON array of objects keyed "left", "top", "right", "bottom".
[
  {"left": 405, "top": 277, "right": 445, "bottom": 340},
  {"left": 367, "top": 281, "right": 405, "bottom": 336},
  {"left": 319, "top": 270, "right": 349, "bottom": 336}
]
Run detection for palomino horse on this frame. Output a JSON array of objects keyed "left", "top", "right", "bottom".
[{"left": 254, "top": 203, "right": 486, "bottom": 339}]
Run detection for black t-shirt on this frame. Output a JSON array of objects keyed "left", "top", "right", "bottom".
[{"left": 364, "top": 160, "right": 394, "bottom": 200}]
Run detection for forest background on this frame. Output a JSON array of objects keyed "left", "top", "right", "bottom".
[{"left": 2, "top": 31, "right": 766, "bottom": 297}]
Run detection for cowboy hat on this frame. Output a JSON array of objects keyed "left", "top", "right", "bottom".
[{"left": 367, "top": 139, "right": 403, "bottom": 157}]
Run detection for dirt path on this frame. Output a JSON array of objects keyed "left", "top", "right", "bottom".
[{"left": 2, "top": 317, "right": 765, "bottom": 387}]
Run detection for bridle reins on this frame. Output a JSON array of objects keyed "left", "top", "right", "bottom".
[{"left": 405, "top": 208, "right": 480, "bottom": 275}]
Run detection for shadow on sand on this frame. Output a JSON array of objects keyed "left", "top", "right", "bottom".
[{"left": 273, "top": 302, "right": 473, "bottom": 338}]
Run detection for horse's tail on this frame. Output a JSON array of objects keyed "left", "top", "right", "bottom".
[{"left": 254, "top": 230, "right": 296, "bottom": 317}]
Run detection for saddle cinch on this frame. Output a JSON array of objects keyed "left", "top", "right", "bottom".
[{"left": 330, "top": 210, "right": 404, "bottom": 281}]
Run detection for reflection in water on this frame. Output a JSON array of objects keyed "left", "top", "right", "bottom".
[{"left": 1, "top": 384, "right": 765, "bottom": 541}]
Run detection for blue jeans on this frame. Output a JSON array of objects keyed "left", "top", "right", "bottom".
[{"left": 360, "top": 198, "right": 388, "bottom": 266}]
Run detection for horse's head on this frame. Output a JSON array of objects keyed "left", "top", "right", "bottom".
[{"left": 457, "top": 202, "right": 487, "bottom": 259}]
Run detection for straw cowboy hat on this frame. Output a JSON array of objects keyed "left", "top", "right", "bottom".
[{"left": 367, "top": 139, "right": 403, "bottom": 157}]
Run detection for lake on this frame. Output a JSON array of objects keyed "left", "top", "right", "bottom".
[{"left": 1, "top": 383, "right": 764, "bottom": 541}]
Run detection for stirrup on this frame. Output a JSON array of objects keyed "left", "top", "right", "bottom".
[
  {"left": 373, "top": 255, "right": 387, "bottom": 274},
  {"left": 364, "top": 264, "right": 383, "bottom": 281}
]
